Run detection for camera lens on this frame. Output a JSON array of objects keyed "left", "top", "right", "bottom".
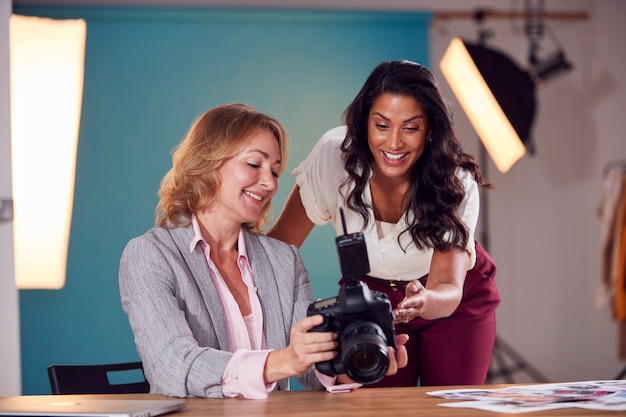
[{"left": 340, "top": 320, "right": 389, "bottom": 384}]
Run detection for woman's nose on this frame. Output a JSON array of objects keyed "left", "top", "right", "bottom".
[
  {"left": 260, "top": 169, "right": 277, "bottom": 190},
  {"left": 388, "top": 128, "right": 403, "bottom": 150}
]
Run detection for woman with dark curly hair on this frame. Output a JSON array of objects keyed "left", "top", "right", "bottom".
[{"left": 269, "top": 61, "right": 500, "bottom": 387}]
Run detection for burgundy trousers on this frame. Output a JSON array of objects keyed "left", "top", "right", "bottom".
[{"left": 361, "top": 241, "right": 500, "bottom": 387}]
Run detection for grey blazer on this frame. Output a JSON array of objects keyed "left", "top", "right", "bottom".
[{"left": 119, "top": 224, "right": 324, "bottom": 398}]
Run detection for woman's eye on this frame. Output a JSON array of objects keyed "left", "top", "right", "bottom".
[
  {"left": 376, "top": 123, "right": 389, "bottom": 130},
  {"left": 404, "top": 127, "right": 418, "bottom": 132},
  {"left": 247, "top": 162, "right": 279, "bottom": 178}
]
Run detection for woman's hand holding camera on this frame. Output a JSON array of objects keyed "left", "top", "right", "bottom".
[
  {"left": 386, "top": 333, "right": 409, "bottom": 374},
  {"left": 264, "top": 314, "right": 409, "bottom": 386},
  {"left": 264, "top": 315, "right": 338, "bottom": 383},
  {"left": 288, "top": 315, "right": 339, "bottom": 372}
]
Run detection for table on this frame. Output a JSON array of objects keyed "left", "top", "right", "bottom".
[{"left": 7, "top": 385, "right": 622, "bottom": 417}]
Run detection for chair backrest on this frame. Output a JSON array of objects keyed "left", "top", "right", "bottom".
[{"left": 47, "top": 361, "right": 150, "bottom": 394}]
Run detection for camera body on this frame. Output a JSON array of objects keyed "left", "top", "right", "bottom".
[{"left": 306, "top": 219, "right": 396, "bottom": 384}]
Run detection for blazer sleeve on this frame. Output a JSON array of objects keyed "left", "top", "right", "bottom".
[{"left": 119, "top": 230, "right": 232, "bottom": 398}]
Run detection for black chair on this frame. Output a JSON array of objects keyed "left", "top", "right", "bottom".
[{"left": 47, "top": 361, "right": 150, "bottom": 394}]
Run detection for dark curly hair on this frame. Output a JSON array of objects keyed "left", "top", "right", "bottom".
[{"left": 341, "top": 60, "right": 490, "bottom": 252}]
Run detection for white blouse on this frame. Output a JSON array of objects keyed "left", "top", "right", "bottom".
[{"left": 294, "top": 126, "right": 478, "bottom": 281}]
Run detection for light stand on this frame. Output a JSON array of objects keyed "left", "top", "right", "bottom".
[{"left": 478, "top": 143, "right": 549, "bottom": 384}]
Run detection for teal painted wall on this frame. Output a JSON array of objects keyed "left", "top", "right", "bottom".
[{"left": 16, "top": 6, "right": 430, "bottom": 394}]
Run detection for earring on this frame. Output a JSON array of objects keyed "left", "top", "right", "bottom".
[{"left": 427, "top": 137, "right": 432, "bottom": 142}]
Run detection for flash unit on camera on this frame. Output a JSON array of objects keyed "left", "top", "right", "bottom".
[{"left": 336, "top": 208, "right": 370, "bottom": 279}]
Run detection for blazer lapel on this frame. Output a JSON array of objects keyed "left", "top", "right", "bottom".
[
  {"left": 168, "top": 225, "right": 231, "bottom": 351},
  {"left": 243, "top": 230, "right": 289, "bottom": 350}
]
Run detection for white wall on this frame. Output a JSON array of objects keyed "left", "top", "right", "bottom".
[
  {"left": 5, "top": 0, "right": 626, "bottom": 386},
  {"left": 0, "top": 0, "right": 22, "bottom": 396}
]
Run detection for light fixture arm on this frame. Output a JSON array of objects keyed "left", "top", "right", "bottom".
[
  {"left": 523, "top": 0, "right": 573, "bottom": 84},
  {"left": 473, "top": 9, "right": 493, "bottom": 46},
  {"left": 524, "top": 0, "right": 546, "bottom": 68}
]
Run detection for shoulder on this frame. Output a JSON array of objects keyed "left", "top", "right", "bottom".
[
  {"left": 298, "top": 125, "right": 346, "bottom": 173},
  {"left": 304, "top": 125, "right": 346, "bottom": 158},
  {"left": 456, "top": 168, "right": 478, "bottom": 191},
  {"left": 124, "top": 227, "right": 161, "bottom": 252},
  {"left": 244, "top": 231, "right": 307, "bottom": 277},
  {"left": 316, "top": 126, "right": 346, "bottom": 150},
  {"left": 322, "top": 125, "right": 347, "bottom": 141},
  {"left": 123, "top": 225, "right": 192, "bottom": 256}
]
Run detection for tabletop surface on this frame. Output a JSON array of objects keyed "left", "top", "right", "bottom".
[{"left": 3, "top": 385, "right": 623, "bottom": 417}]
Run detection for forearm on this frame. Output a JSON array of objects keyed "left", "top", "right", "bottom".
[
  {"left": 420, "top": 283, "right": 463, "bottom": 319},
  {"left": 419, "top": 249, "right": 467, "bottom": 319},
  {"left": 264, "top": 349, "right": 297, "bottom": 384},
  {"left": 396, "top": 248, "right": 467, "bottom": 321}
]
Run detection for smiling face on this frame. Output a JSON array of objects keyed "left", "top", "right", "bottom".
[
  {"left": 367, "top": 93, "right": 431, "bottom": 184},
  {"left": 212, "top": 128, "right": 281, "bottom": 227}
]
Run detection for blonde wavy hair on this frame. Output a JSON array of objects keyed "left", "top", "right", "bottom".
[{"left": 155, "top": 103, "right": 288, "bottom": 232}]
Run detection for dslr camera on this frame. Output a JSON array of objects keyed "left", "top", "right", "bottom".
[{"left": 306, "top": 209, "right": 396, "bottom": 384}]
